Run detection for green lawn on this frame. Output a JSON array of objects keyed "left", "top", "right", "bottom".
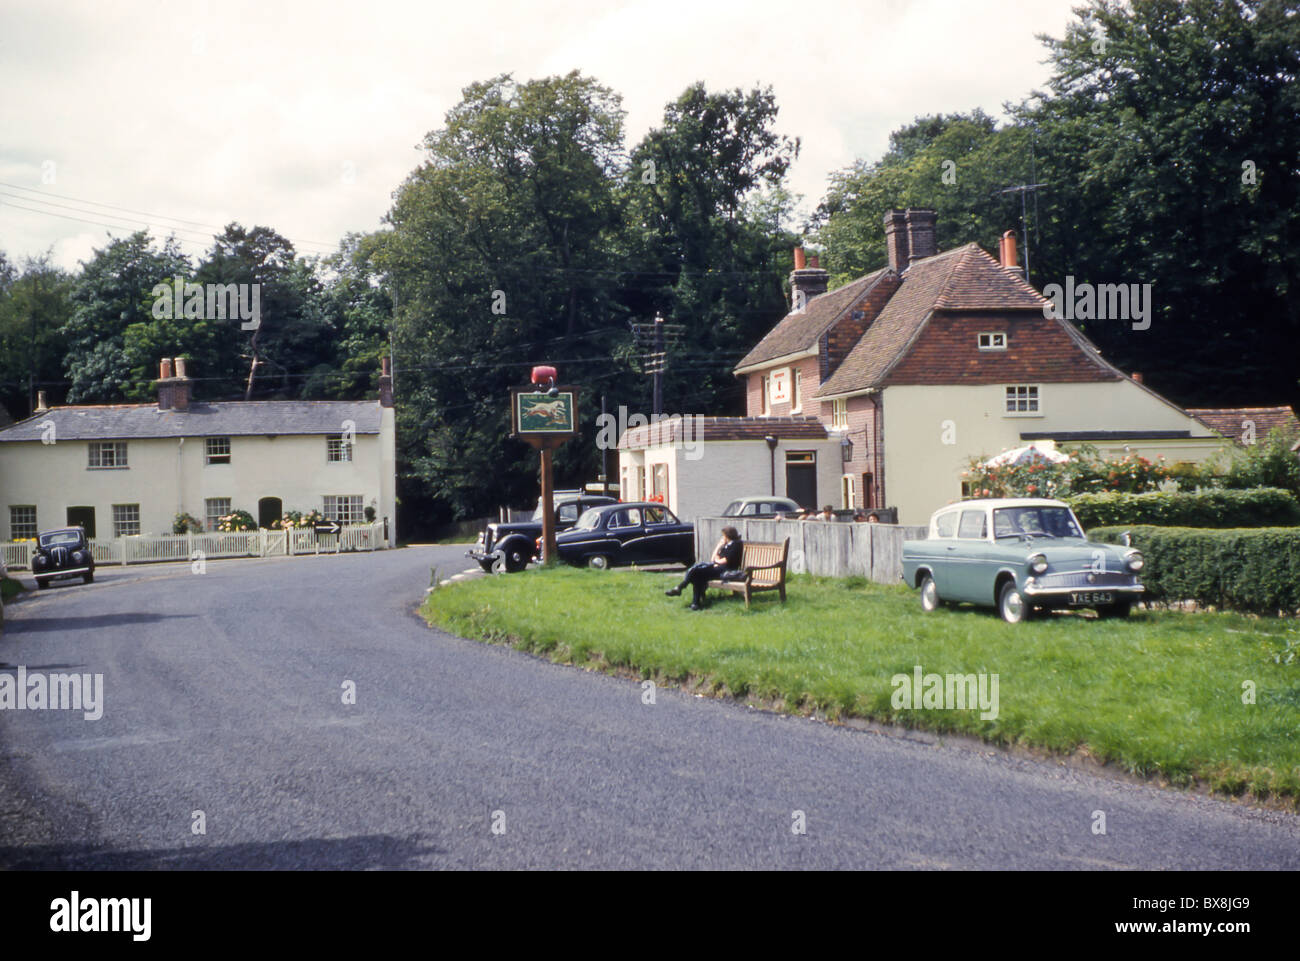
[{"left": 421, "top": 567, "right": 1300, "bottom": 805}]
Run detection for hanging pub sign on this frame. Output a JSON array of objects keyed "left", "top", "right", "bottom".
[{"left": 510, "top": 366, "right": 579, "bottom": 449}]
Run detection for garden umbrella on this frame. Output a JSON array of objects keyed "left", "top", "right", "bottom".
[{"left": 981, "top": 441, "right": 1071, "bottom": 468}]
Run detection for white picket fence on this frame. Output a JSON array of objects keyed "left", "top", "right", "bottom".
[{"left": 1, "top": 522, "right": 388, "bottom": 569}]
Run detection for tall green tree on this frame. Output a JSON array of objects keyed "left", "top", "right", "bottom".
[{"left": 0, "top": 252, "right": 73, "bottom": 417}]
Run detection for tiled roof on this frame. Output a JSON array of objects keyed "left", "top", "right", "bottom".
[
  {"left": 1186, "top": 407, "right": 1300, "bottom": 444},
  {"left": 734, "top": 267, "right": 892, "bottom": 370},
  {"left": 618, "top": 415, "right": 828, "bottom": 449},
  {"left": 816, "top": 245, "right": 1098, "bottom": 397},
  {"left": 0, "top": 400, "right": 383, "bottom": 443}
]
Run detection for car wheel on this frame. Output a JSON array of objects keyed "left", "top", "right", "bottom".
[
  {"left": 478, "top": 558, "right": 496, "bottom": 574},
  {"left": 587, "top": 555, "right": 610, "bottom": 570},
  {"left": 502, "top": 544, "right": 529, "bottom": 573},
  {"left": 998, "top": 580, "right": 1029, "bottom": 624},
  {"left": 83, "top": 572, "right": 94, "bottom": 584},
  {"left": 36, "top": 578, "right": 50, "bottom": 590},
  {"left": 1097, "top": 600, "right": 1132, "bottom": 619},
  {"left": 919, "top": 574, "right": 941, "bottom": 612}
]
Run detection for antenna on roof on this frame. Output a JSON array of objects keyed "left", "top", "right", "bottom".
[{"left": 993, "top": 182, "right": 1047, "bottom": 284}]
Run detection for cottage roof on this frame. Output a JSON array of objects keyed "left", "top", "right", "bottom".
[
  {"left": 0, "top": 400, "right": 382, "bottom": 442},
  {"left": 1185, "top": 407, "right": 1300, "bottom": 444}
]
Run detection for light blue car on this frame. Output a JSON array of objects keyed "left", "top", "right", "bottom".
[{"left": 902, "top": 498, "right": 1145, "bottom": 623}]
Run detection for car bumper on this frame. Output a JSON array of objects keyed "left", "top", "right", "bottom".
[
  {"left": 465, "top": 548, "right": 497, "bottom": 563},
  {"left": 1023, "top": 583, "right": 1144, "bottom": 604},
  {"left": 36, "top": 566, "right": 92, "bottom": 579}
]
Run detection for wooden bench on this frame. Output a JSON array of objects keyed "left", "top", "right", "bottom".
[{"left": 707, "top": 538, "right": 789, "bottom": 607}]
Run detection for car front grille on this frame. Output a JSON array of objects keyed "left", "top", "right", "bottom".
[{"left": 1036, "top": 570, "right": 1137, "bottom": 589}]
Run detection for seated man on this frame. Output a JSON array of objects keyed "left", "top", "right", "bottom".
[
  {"left": 819, "top": 505, "right": 835, "bottom": 521},
  {"left": 665, "top": 526, "right": 743, "bottom": 610}
]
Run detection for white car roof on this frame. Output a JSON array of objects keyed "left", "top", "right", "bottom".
[{"left": 934, "top": 498, "right": 1070, "bottom": 515}]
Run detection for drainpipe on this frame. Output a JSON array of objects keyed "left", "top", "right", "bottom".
[
  {"left": 868, "top": 391, "right": 884, "bottom": 510},
  {"left": 177, "top": 437, "right": 185, "bottom": 519},
  {"left": 764, "top": 435, "right": 778, "bottom": 495}
]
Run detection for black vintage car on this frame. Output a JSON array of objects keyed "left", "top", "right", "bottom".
[
  {"left": 468, "top": 491, "right": 618, "bottom": 573},
  {"left": 32, "top": 526, "right": 95, "bottom": 589},
  {"left": 553, "top": 502, "right": 695, "bottom": 569}
]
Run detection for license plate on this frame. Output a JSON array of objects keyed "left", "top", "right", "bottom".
[{"left": 1069, "top": 591, "right": 1114, "bottom": 606}]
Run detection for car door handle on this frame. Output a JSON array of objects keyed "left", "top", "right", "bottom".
[{"left": 946, "top": 546, "right": 957, "bottom": 551}]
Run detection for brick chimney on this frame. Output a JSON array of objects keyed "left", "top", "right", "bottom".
[
  {"left": 379, "top": 356, "right": 394, "bottom": 408},
  {"left": 156, "top": 357, "right": 192, "bottom": 411},
  {"left": 884, "top": 210, "right": 909, "bottom": 271},
  {"left": 904, "top": 208, "right": 937, "bottom": 265},
  {"left": 789, "top": 247, "right": 829, "bottom": 311}
]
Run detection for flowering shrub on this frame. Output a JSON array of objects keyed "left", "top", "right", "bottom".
[
  {"left": 216, "top": 510, "right": 257, "bottom": 532},
  {"left": 646, "top": 493, "right": 665, "bottom": 504},
  {"left": 273, "top": 509, "right": 325, "bottom": 530},
  {"left": 963, "top": 445, "right": 1170, "bottom": 498},
  {"left": 173, "top": 512, "right": 204, "bottom": 534}
]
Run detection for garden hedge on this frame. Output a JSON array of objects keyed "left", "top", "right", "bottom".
[
  {"left": 1090, "top": 525, "right": 1300, "bottom": 615},
  {"left": 1070, "top": 487, "right": 1300, "bottom": 529}
]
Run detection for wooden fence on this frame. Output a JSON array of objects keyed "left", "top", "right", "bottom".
[
  {"left": 1, "top": 522, "right": 388, "bottom": 569},
  {"left": 695, "top": 517, "right": 928, "bottom": 585}
]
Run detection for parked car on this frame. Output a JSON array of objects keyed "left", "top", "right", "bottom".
[
  {"left": 553, "top": 502, "right": 695, "bottom": 569},
  {"left": 721, "top": 496, "right": 802, "bottom": 518},
  {"left": 467, "top": 491, "right": 618, "bottom": 573},
  {"left": 32, "top": 526, "right": 95, "bottom": 589},
  {"left": 901, "top": 498, "right": 1144, "bottom": 623}
]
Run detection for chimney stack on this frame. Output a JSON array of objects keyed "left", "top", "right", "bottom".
[
  {"left": 35, "top": 390, "right": 48, "bottom": 413},
  {"left": 884, "top": 210, "right": 909, "bottom": 271},
  {"left": 157, "top": 356, "right": 192, "bottom": 411},
  {"left": 904, "top": 208, "right": 937, "bottom": 265},
  {"left": 379, "top": 356, "right": 394, "bottom": 408},
  {"left": 999, "top": 230, "right": 1024, "bottom": 277},
  {"left": 790, "top": 248, "right": 829, "bottom": 311}
]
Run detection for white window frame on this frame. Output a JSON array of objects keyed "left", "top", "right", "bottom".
[
  {"left": 112, "top": 503, "right": 141, "bottom": 537},
  {"left": 978, "top": 332, "right": 1007, "bottom": 351},
  {"left": 205, "top": 436, "right": 231, "bottom": 465},
  {"left": 841, "top": 474, "right": 855, "bottom": 510},
  {"left": 791, "top": 368, "right": 802, "bottom": 414},
  {"left": 323, "top": 494, "right": 365, "bottom": 525},
  {"left": 831, "top": 398, "right": 848, "bottom": 429},
  {"left": 1004, "top": 385, "right": 1041, "bottom": 415},
  {"left": 88, "top": 441, "right": 128, "bottom": 469},
  {"left": 9, "top": 505, "right": 37, "bottom": 540},
  {"left": 205, "top": 497, "right": 231, "bottom": 531},
  {"left": 760, "top": 375, "right": 770, "bottom": 416},
  {"left": 327, "top": 435, "right": 353, "bottom": 463}
]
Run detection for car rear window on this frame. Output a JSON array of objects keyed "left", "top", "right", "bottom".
[{"left": 958, "top": 510, "right": 987, "bottom": 539}]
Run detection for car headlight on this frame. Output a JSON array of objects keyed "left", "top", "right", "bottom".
[
  {"left": 1125, "top": 550, "right": 1144, "bottom": 572},
  {"left": 1028, "top": 553, "right": 1048, "bottom": 575},
  {"left": 33, "top": 554, "right": 47, "bottom": 568}
]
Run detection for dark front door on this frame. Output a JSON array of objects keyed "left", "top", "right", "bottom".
[
  {"left": 785, "top": 451, "right": 817, "bottom": 510},
  {"left": 66, "top": 506, "right": 95, "bottom": 538},
  {"left": 258, "top": 497, "right": 282, "bottom": 530},
  {"left": 862, "top": 472, "right": 875, "bottom": 509}
]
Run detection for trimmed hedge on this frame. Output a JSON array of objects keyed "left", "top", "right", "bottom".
[
  {"left": 1070, "top": 487, "right": 1300, "bottom": 529},
  {"left": 1091, "top": 525, "right": 1300, "bottom": 615}
]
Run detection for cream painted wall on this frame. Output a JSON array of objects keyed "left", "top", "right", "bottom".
[
  {"left": 881, "top": 381, "right": 1229, "bottom": 525},
  {"left": 0, "top": 431, "right": 391, "bottom": 541},
  {"left": 619, "top": 438, "right": 841, "bottom": 521}
]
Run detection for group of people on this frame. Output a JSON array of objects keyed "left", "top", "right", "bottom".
[{"left": 666, "top": 508, "right": 885, "bottom": 611}]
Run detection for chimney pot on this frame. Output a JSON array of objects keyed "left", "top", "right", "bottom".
[
  {"left": 174, "top": 357, "right": 187, "bottom": 378},
  {"left": 1000, "top": 230, "right": 1023, "bottom": 276},
  {"left": 808, "top": 254, "right": 820, "bottom": 269},
  {"left": 160, "top": 358, "right": 173, "bottom": 380},
  {"left": 793, "top": 246, "right": 806, "bottom": 270},
  {"left": 35, "top": 390, "right": 47, "bottom": 413}
]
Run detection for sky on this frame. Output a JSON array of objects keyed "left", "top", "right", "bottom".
[{"left": 0, "top": 0, "right": 1084, "bottom": 272}]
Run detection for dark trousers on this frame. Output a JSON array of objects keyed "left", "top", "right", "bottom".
[{"left": 678, "top": 562, "right": 726, "bottom": 604}]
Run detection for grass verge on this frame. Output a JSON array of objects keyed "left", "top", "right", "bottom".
[{"left": 421, "top": 567, "right": 1300, "bottom": 806}]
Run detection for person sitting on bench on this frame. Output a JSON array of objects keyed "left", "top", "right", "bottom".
[{"left": 666, "top": 526, "right": 743, "bottom": 610}]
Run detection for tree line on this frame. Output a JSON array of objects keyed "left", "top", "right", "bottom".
[{"left": 1, "top": 0, "right": 1295, "bottom": 535}]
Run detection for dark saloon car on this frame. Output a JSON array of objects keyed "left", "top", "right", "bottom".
[
  {"left": 553, "top": 503, "right": 695, "bottom": 569},
  {"left": 721, "top": 496, "right": 801, "bottom": 518},
  {"left": 32, "top": 526, "right": 95, "bottom": 589},
  {"left": 468, "top": 491, "right": 618, "bottom": 573}
]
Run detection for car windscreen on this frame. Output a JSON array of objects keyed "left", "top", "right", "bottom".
[
  {"left": 40, "top": 531, "right": 81, "bottom": 547},
  {"left": 993, "top": 506, "right": 1084, "bottom": 539},
  {"left": 572, "top": 509, "right": 603, "bottom": 531}
]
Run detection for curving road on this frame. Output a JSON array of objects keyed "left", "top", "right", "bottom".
[{"left": 1, "top": 546, "right": 1297, "bottom": 869}]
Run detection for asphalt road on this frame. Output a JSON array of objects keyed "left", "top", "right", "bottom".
[{"left": 1, "top": 546, "right": 1298, "bottom": 869}]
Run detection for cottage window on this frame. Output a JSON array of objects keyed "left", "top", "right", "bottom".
[
  {"left": 831, "top": 398, "right": 848, "bottom": 429},
  {"left": 112, "top": 503, "right": 141, "bottom": 537},
  {"left": 791, "top": 369, "right": 802, "bottom": 414},
  {"left": 979, "top": 332, "right": 1007, "bottom": 350},
  {"left": 840, "top": 474, "right": 855, "bottom": 510},
  {"left": 205, "top": 498, "right": 231, "bottom": 531},
  {"left": 327, "top": 434, "right": 353, "bottom": 462},
  {"left": 1004, "top": 385, "right": 1040, "bottom": 414},
  {"left": 323, "top": 495, "right": 364, "bottom": 525},
  {"left": 760, "top": 376, "right": 770, "bottom": 416},
  {"left": 9, "top": 505, "right": 37, "bottom": 540},
  {"left": 206, "top": 436, "right": 231, "bottom": 465},
  {"left": 652, "top": 463, "right": 669, "bottom": 504},
  {"left": 88, "top": 441, "right": 128, "bottom": 469}
]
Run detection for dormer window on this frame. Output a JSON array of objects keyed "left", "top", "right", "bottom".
[{"left": 979, "top": 332, "right": 1007, "bottom": 351}]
